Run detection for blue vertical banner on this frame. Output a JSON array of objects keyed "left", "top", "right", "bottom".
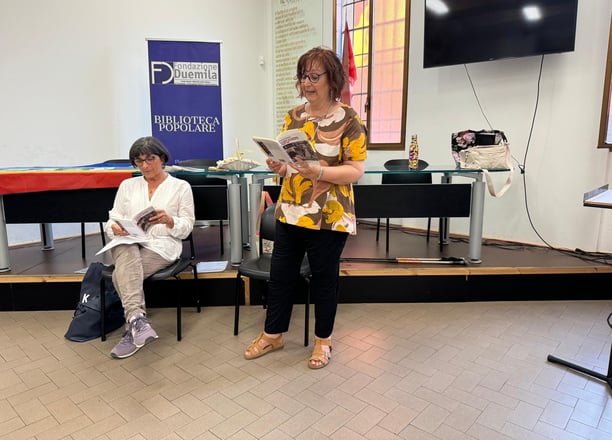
[{"left": 147, "top": 40, "right": 223, "bottom": 163}]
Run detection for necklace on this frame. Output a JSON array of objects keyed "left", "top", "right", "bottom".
[
  {"left": 308, "top": 101, "right": 335, "bottom": 142},
  {"left": 307, "top": 101, "right": 335, "bottom": 122},
  {"left": 146, "top": 172, "right": 167, "bottom": 198}
]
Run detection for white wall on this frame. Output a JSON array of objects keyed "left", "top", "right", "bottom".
[
  {"left": 1, "top": 0, "right": 274, "bottom": 244},
  {"left": 1, "top": 0, "right": 611, "bottom": 253},
  {"left": 367, "top": 0, "right": 612, "bottom": 253}
]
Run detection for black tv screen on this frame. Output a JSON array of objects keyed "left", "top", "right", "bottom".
[{"left": 424, "top": 0, "right": 578, "bottom": 68}]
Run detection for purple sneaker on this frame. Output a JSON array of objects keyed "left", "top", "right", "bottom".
[
  {"left": 110, "top": 330, "right": 139, "bottom": 359},
  {"left": 130, "top": 314, "right": 158, "bottom": 348}
]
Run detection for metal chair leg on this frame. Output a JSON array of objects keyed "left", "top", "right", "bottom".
[
  {"left": 234, "top": 274, "right": 242, "bottom": 335},
  {"left": 304, "top": 277, "right": 310, "bottom": 347},
  {"left": 385, "top": 218, "right": 390, "bottom": 253}
]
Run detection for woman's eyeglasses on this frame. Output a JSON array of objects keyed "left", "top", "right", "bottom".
[
  {"left": 134, "top": 155, "right": 158, "bottom": 166},
  {"left": 298, "top": 72, "right": 327, "bottom": 84}
]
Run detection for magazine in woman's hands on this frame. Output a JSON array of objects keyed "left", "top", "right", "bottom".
[
  {"left": 114, "top": 206, "right": 157, "bottom": 238},
  {"left": 252, "top": 129, "right": 318, "bottom": 166},
  {"left": 96, "top": 206, "right": 157, "bottom": 255}
]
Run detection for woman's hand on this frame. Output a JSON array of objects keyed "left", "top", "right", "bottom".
[
  {"left": 266, "top": 158, "right": 287, "bottom": 176},
  {"left": 289, "top": 158, "right": 321, "bottom": 181},
  {"left": 111, "top": 223, "right": 128, "bottom": 236},
  {"left": 150, "top": 210, "right": 174, "bottom": 228}
]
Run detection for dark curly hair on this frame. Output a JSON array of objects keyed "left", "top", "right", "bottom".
[
  {"left": 295, "top": 46, "right": 346, "bottom": 101},
  {"left": 128, "top": 136, "right": 170, "bottom": 166}
]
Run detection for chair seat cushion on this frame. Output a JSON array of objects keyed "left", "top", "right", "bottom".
[
  {"left": 147, "top": 258, "right": 192, "bottom": 281},
  {"left": 238, "top": 255, "right": 311, "bottom": 280},
  {"left": 100, "top": 257, "right": 192, "bottom": 281},
  {"left": 238, "top": 254, "right": 273, "bottom": 279}
]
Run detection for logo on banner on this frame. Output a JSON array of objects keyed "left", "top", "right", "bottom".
[{"left": 150, "top": 61, "right": 219, "bottom": 86}]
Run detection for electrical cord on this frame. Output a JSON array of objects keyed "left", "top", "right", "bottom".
[
  {"left": 464, "top": 56, "right": 612, "bottom": 267},
  {"left": 359, "top": 220, "right": 612, "bottom": 266}
]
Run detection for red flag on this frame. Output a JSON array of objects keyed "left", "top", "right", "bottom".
[{"left": 341, "top": 21, "right": 357, "bottom": 105}]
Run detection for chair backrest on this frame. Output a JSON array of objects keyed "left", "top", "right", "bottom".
[
  {"left": 382, "top": 159, "right": 431, "bottom": 184},
  {"left": 259, "top": 203, "right": 277, "bottom": 243},
  {"left": 264, "top": 185, "right": 282, "bottom": 203},
  {"left": 191, "top": 185, "right": 229, "bottom": 221}
]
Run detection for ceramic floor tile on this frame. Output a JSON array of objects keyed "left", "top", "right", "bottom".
[{"left": 0, "top": 302, "right": 611, "bottom": 439}]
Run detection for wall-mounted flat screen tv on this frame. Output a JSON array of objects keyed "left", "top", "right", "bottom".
[{"left": 424, "top": 0, "right": 579, "bottom": 68}]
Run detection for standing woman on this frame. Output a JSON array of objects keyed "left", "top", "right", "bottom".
[
  {"left": 244, "top": 46, "right": 367, "bottom": 369},
  {"left": 105, "top": 136, "right": 194, "bottom": 359}
]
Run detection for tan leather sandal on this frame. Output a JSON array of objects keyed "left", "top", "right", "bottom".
[
  {"left": 308, "top": 336, "right": 332, "bottom": 369},
  {"left": 244, "top": 332, "right": 284, "bottom": 360}
]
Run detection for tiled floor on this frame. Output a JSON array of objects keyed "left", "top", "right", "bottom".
[{"left": 2, "top": 300, "right": 612, "bottom": 439}]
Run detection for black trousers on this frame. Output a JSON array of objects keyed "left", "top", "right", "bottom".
[{"left": 264, "top": 220, "right": 348, "bottom": 338}]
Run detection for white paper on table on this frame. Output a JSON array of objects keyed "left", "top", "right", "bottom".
[{"left": 196, "top": 261, "right": 228, "bottom": 273}]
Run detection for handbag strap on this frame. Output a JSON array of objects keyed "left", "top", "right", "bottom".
[
  {"left": 482, "top": 141, "right": 513, "bottom": 197},
  {"left": 482, "top": 169, "right": 513, "bottom": 197}
]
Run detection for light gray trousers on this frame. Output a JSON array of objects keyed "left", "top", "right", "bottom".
[{"left": 110, "top": 244, "right": 170, "bottom": 323}]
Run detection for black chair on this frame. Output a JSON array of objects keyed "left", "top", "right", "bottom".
[
  {"left": 99, "top": 250, "right": 198, "bottom": 342},
  {"left": 81, "top": 159, "right": 132, "bottom": 259},
  {"left": 376, "top": 159, "right": 433, "bottom": 253},
  {"left": 234, "top": 203, "right": 312, "bottom": 347},
  {"left": 177, "top": 159, "right": 228, "bottom": 256}
]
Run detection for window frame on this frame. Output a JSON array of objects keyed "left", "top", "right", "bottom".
[
  {"left": 335, "top": 1, "right": 411, "bottom": 151},
  {"left": 598, "top": 15, "right": 612, "bottom": 150}
]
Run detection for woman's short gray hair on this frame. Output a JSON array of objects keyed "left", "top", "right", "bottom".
[{"left": 129, "top": 136, "right": 170, "bottom": 166}]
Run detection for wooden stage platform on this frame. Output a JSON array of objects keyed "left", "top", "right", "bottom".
[{"left": 1, "top": 221, "right": 611, "bottom": 311}]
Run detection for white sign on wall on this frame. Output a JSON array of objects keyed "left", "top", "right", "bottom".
[{"left": 272, "top": 0, "right": 324, "bottom": 130}]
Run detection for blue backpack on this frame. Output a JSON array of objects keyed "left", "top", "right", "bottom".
[{"left": 65, "top": 262, "right": 125, "bottom": 342}]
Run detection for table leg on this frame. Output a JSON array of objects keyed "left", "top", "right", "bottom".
[
  {"left": 228, "top": 182, "right": 242, "bottom": 266},
  {"left": 0, "top": 197, "right": 10, "bottom": 272},
  {"left": 468, "top": 178, "right": 485, "bottom": 263},
  {"left": 40, "top": 224, "right": 54, "bottom": 250},
  {"left": 440, "top": 174, "right": 451, "bottom": 245},
  {"left": 249, "top": 182, "right": 262, "bottom": 255},
  {"left": 239, "top": 176, "right": 249, "bottom": 247}
]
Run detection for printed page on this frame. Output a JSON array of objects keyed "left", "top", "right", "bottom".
[
  {"left": 114, "top": 219, "right": 147, "bottom": 238},
  {"left": 95, "top": 235, "right": 148, "bottom": 255},
  {"left": 276, "top": 129, "right": 318, "bottom": 162},
  {"left": 133, "top": 206, "right": 157, "bottom": 232},
  {"left": 253, "top": 129, "right": 318, "bottom": 165},
  {"left": 252, "top": 136, "right": 294, "bottom": 164},
  {"left": 114, "top": 206, "right": 157, "bottom": 238}
]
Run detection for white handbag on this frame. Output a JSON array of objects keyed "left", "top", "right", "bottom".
[{"left": 452, "top": 130, "right": 513, "bottom": 198}]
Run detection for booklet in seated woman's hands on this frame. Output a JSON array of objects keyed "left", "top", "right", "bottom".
[
  {"left": 95, "top": 206, "right": 158, "bottom": 255},
  {"left": 252, "top": 129, "right": 318, "bottom": 166},
  {"left": 114, "top": 206, "right": 157, "bottom": 238}
]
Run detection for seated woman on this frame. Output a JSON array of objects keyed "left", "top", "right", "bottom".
[{"left": 105, "top": 136, "right": 194, "bottom": 359}]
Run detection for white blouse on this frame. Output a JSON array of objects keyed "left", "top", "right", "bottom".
[{"left": 105, "top": 174, "right": 195, "bottom": 261}]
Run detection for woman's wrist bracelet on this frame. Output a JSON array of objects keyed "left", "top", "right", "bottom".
[{"left": 317, "top": 165, "right": 324, "bottom": 181}]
